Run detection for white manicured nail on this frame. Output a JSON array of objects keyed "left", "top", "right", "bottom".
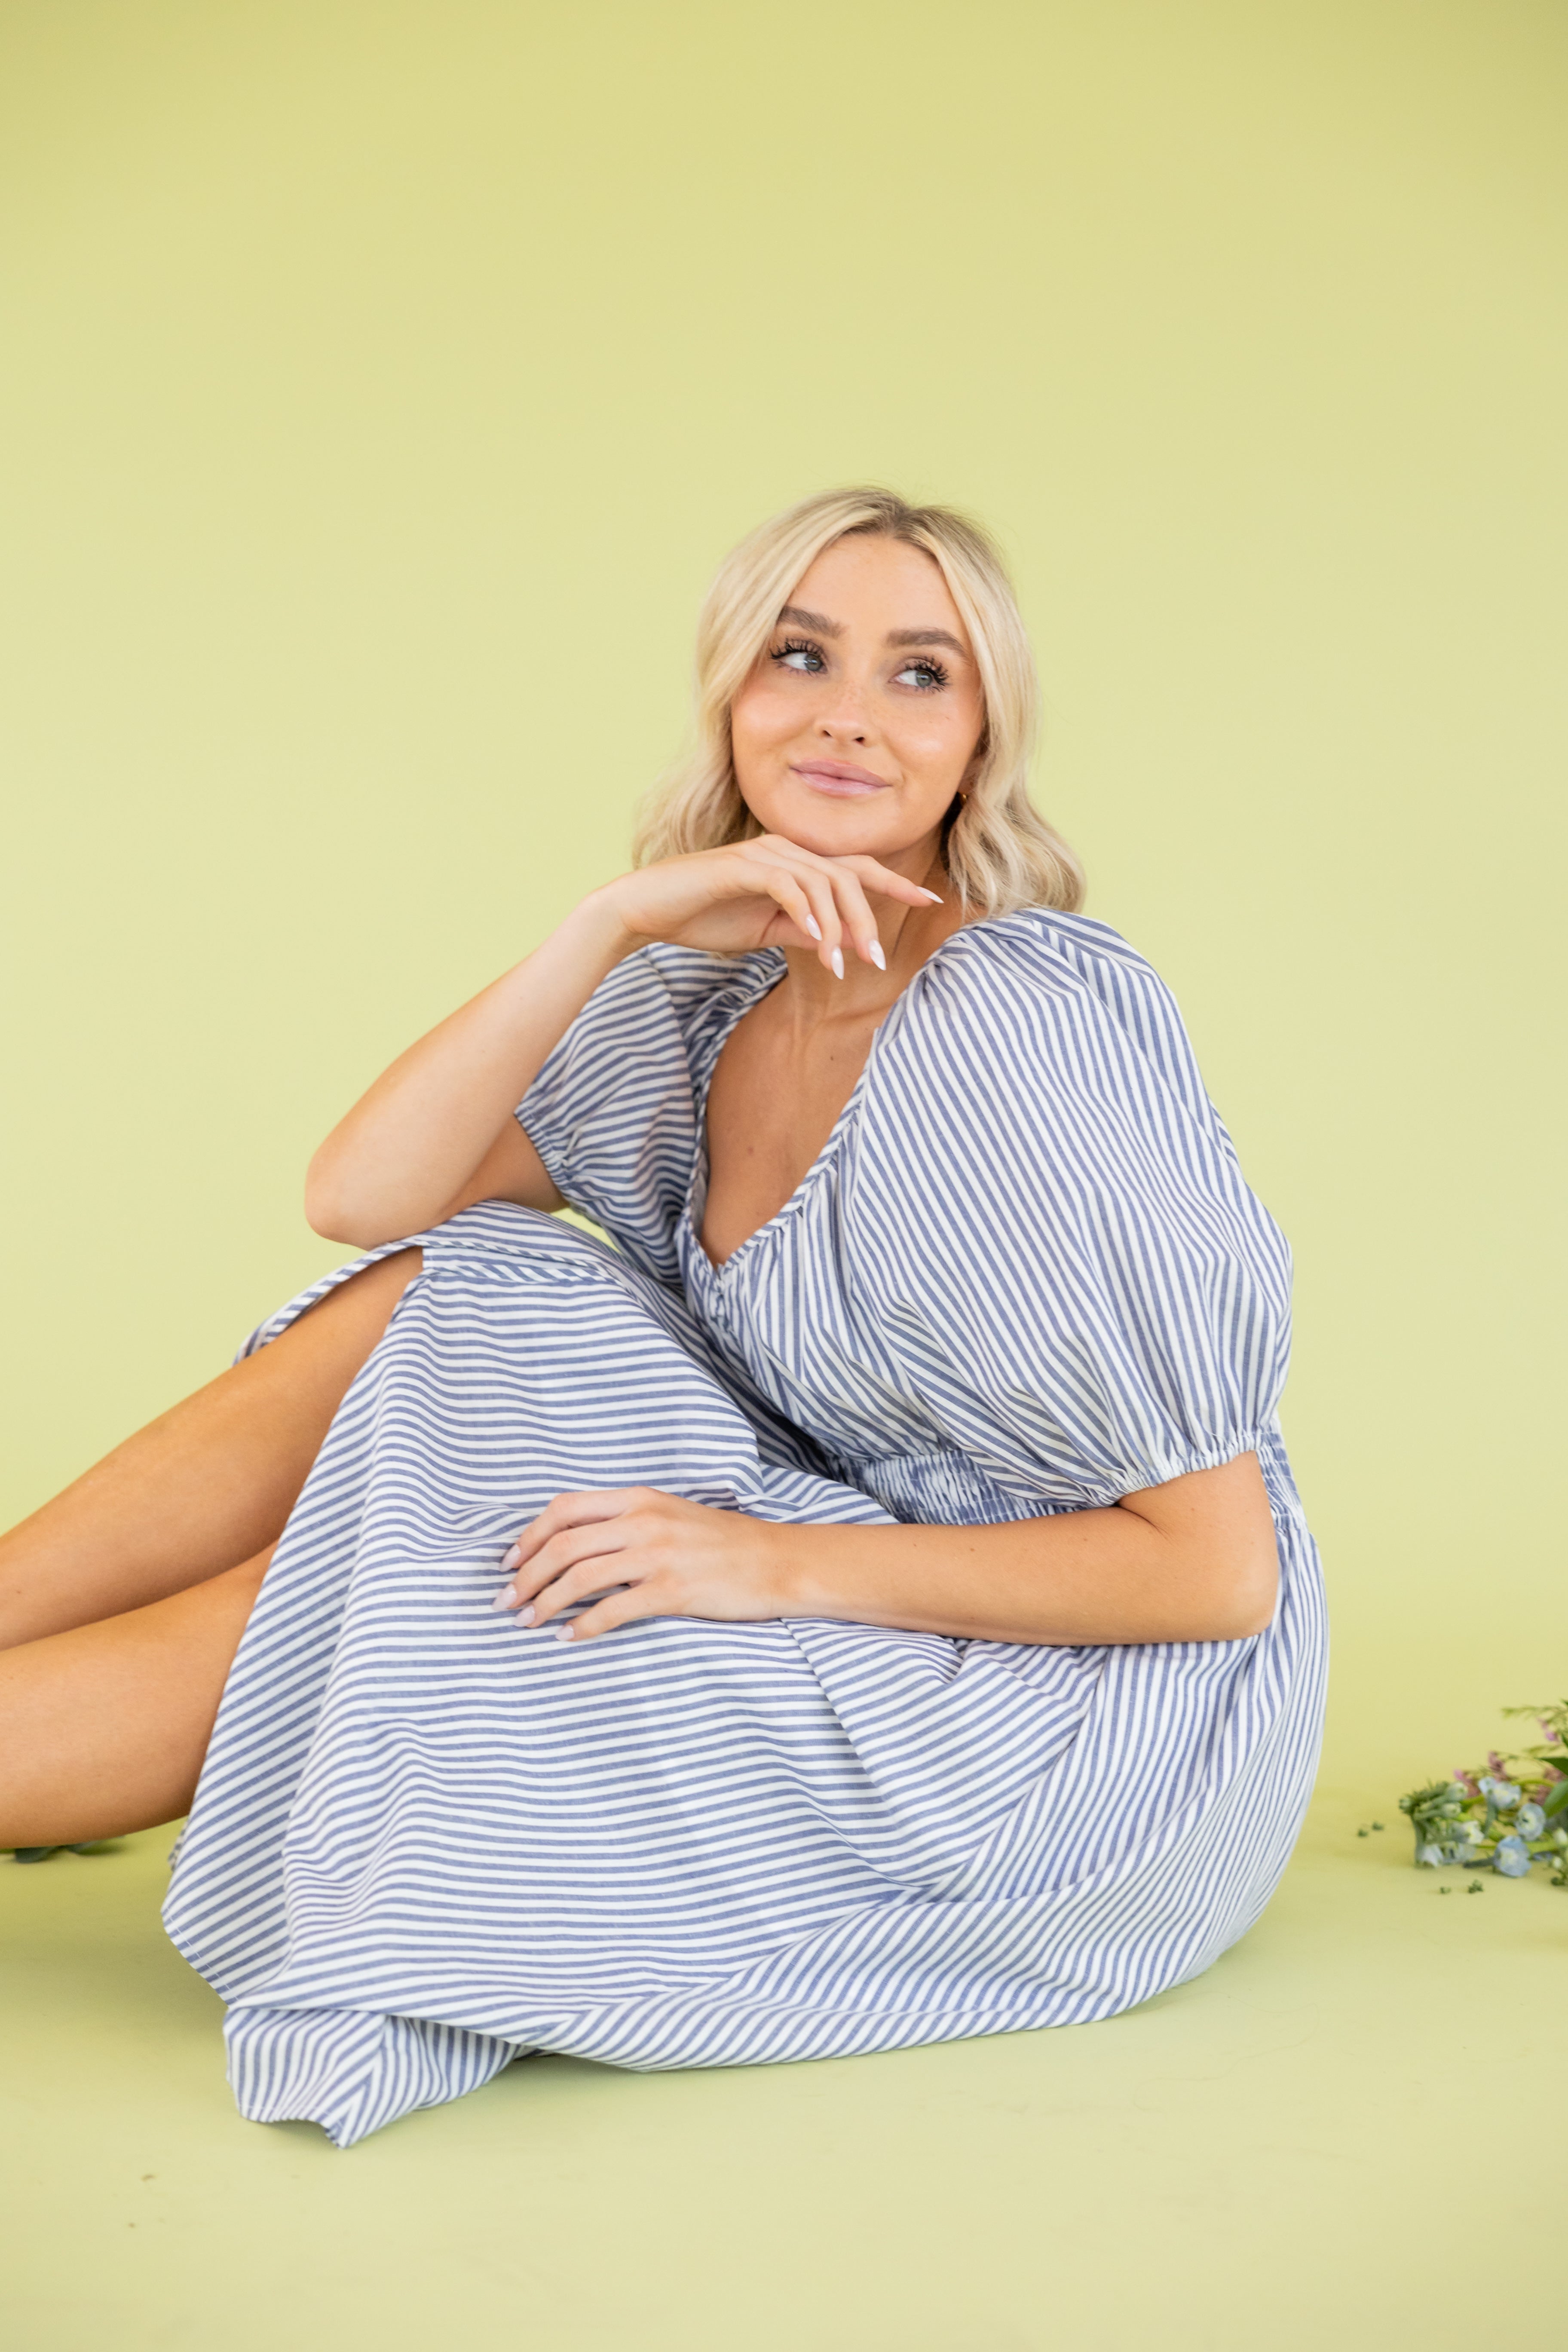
[
  {"left": 554, "top": 1624, "right": 575, "bottom": 1644},
  {"left": 868, "top": 940, "right": 886, "bottom": 971},
  {"left": 501, "top": 1543, "right": 522, "bottom": 1571},
  {"left": 490, "top": 1583, "right": 517, "bottom": 1611},
  {"left": 830, "top": 948, "right": 844, "bottom": 980},
  {"left": 805, "top": 915, "right": 822, "bottom": 940},
  {"left": 919, "top": 888, "right": 944, "bottom": 903}
]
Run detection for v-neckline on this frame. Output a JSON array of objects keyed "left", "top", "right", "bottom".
[
  {"left": 684, "top": 953, "right": 872, "bottom": 1281},
  {"left": 680, "top": 920, "right": 980, "bottom": 1281}
]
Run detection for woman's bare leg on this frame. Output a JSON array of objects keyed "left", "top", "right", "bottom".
[
  {"left": 0, "top": 1550, "right": 273, "bottom": 1847},
  {"left": 0, "top": 1250, "right": 422, "bottom": 1652}
]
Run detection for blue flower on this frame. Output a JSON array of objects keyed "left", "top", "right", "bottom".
[
  {"left": 1492, "top": 1836, "right": 1531, "bottom": 1878},
  {"left": 1416, "top": 1842, "right": 1448, "bottom": 1868},
  {"left": 1481, "top": 1778, "right": 1522, "bottom": 1810},
  {"left": 1514, "top": 1803, "right": 1546, "bottom": 1840}
]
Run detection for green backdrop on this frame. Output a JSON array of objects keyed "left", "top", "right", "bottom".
[{"left": 3, "top": 0, "right": 1564, "bottom": 1807}]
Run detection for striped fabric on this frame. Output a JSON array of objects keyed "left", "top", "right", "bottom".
[{"left": 163, "top": 910, "right": 1326, "bottom": 2147}]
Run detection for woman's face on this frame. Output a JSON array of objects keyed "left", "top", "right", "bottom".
[{"left": 729, "top": 533, "right": 986, "bottom": 872}]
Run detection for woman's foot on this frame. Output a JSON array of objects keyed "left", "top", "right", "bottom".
[{"left": 10, "top": 1841, "right": 119, "bottom": 1862}]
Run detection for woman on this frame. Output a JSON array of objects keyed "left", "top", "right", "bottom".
[{"left": 0, "top": 488, "right": 1325, "bottom": 2147}]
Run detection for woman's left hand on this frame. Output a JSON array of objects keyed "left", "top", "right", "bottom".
[{"left": 490, "top": 1488, "right": 802, "bottom": 1644}]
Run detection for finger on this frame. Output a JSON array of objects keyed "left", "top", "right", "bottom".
[
  {"left": 753, "top": 867, "right": 825, "bottom": 952},
  {"left": 503, "top": 1519, "right": 645, "bottom": 1614},
  {"left": 745, "top": 834, "right": 940, "bottom": 907},
  {"left": 501, "top": 1488, "right": 649, "bottom": 1577},
  {"left": 723, "top": 848, "right": 834, "bottom": 970},
  {"left": 787, "top": 864, "right": 844, "bottom": 976},
  {"left": 746, "top": 844, "right": 848, "bottom": 976},
  {"left": 831, "top": 855, "right": 945, "bottom": 907},
  {"left": 821, "top": 865, "right": 885, "bottom": 970},
  {"left": 495, "top": 1513, "right": 635, "bottom": 1611},
  {"left": 554, "top": 1580, "right": 674, "bottom": 1646},
  {"left": 527, "top": 1555, "right": 639, "bottom": 1632},
  {"left": 746, "top": 852, "right": 842, "bottom": 974},
  {"left": 744, "top": 837, "right": 941, "bottom": 974}
]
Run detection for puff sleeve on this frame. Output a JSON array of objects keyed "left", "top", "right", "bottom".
[
  {"left": 850, "top": 914, "right": 1294, "bottom": 1512},
  {"left": 514, "top": 946, "right": 735, "bottom": 1288}
]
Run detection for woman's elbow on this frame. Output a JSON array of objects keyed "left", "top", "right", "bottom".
[
  {"left": 303, "top": 1156, "right": 392, "bottom": 1250},
  {"left": 304, "top": 1197, "right": 374, "bottom": 1248},
  {"left": 1207, "top": 1536, "right": 1280, "bottom": 1641},
  {"left": 1122, "top": 1454, "right": 1280, "bottom": 1642}
]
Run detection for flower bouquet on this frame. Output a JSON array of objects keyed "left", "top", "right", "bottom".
[{"left": 1400, "top": 1700, "right": 1568, "bottom": 1881}]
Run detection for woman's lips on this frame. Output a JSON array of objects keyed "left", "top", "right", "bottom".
[{"left": 790, "top": 760, "right": 892, "bottom": 798}]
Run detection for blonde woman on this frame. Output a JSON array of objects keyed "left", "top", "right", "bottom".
[{"left": 0, "top": 489, "right": 1326, "bottom": 2146}]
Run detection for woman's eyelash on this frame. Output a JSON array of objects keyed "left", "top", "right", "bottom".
[
  {"left": 771, "top": 637, "right": 825, "bottom": 671},
  {"left": 771, "top": 639, "right": 949, "bottom": 690}
]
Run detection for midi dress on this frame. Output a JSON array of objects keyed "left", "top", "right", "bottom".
[{"left": 163, "top": 909, "right": 1327, "bottom": 2148}]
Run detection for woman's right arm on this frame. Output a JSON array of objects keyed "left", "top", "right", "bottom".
[
  {"left": 304, "top": 839, "right": 935, "bottom": 1249},
  {"left": 303, "top": 894, "right": 634, "bottom": 1245}
]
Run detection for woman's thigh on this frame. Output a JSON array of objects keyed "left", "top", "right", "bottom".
[{"left": 0, "top": 1249, "right": 423, "bottom": 1649}]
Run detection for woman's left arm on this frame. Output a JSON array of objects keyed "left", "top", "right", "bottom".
[{"left": 493, "top": 1451, "right": 1280, "bottom": 1648}]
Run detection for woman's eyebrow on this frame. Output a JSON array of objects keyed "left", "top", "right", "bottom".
[
  {"left": 776, "top": 606, "right": 969, "bottom": 659},
  {"left": 777, "top": 604, "right": 843, "bottom": 636},
  {"left": 886, "top": 626, "right": 968, "bottom": 656}
]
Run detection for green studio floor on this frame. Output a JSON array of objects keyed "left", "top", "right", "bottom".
[{"left": 2, "top": 1790, "right": 1559, "bottom": 2352}]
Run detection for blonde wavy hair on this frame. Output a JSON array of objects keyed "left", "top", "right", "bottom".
[{"left": 633, "top": 487, "right": 1084, "bottom": 918}]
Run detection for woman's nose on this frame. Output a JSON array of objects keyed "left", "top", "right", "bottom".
[{"left": 816, "top": 680, "right": 873, "bottom": 742}]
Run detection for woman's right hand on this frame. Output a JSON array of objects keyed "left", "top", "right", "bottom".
[
  {"left": 592, "top": 836, "right": 942, "bottom": 977},
  {"left": 306, "top": 831, "right": 944, "bottom": 1249}
]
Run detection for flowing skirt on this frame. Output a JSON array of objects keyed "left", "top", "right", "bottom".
[{"left": 163, "top": 1205, "right": 1325, "bottom": 2147}]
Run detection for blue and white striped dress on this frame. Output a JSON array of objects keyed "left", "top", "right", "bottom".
[{"left": 163, "top": 910, "right": 1326, "bottom": 2147}]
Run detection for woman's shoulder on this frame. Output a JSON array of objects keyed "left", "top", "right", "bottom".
[
  {"left": 567, "top": 941, "right": 778, "bottom": 1046},
  {"left": 927, "top": 904, "right": 1165, "bottom": 994},
  {"left": 892, "top": 907, "right": 1213, "bottom": 1125},
  {"left": 530, "top": 943, "right": 783, "bottom": 1135},
  {"left": 914, "top": 906, "right": 1184, "bottom": 1036}
]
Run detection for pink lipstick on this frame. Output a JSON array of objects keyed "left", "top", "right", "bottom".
[{"left": 791, "top": 760, "right": 892, "bottom": 797}]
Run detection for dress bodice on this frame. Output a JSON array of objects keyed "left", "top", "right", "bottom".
[
  {"left": 517, "top": 912, "right": 1300, "bottom": 1537},
  {"left": 672, "top": 960, "right": 1045, "bottom": 1526}
]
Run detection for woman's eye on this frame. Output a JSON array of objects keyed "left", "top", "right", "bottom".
[
  {"left": 893, "top": 659, "right": 947, "bottom": 691},
  {"left": 772, "top": 640, "right": 825, "bottom": 674}
]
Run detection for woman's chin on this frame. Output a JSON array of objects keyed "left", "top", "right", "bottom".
[{"left": 747, "top": 793, "right": 936, "bottom": 866}]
